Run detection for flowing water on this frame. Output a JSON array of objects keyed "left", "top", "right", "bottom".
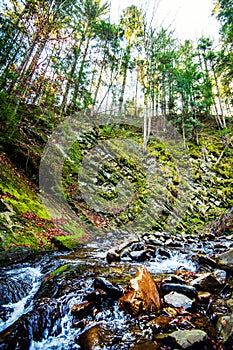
[
  {"left": 0, "top": 266, "right": 42, "bottom": 332},
  {"left": 1, "top": 230, "right": 231, "bottom": 349}
]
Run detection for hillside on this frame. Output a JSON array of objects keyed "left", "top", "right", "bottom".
[{"left": 0, "top": 104, "right": 232, "bottom": 251}]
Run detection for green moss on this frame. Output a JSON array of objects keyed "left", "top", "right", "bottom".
[
  {"left": 216, "top": 163, "right": 232, "bottom": 178},
  {"left": 189, "top": 148, "right": 200, "bottom": 159},
  {"left": 51, "top": 235, "right": 82, "bottom": 250},
  {"left": 49, "top": 264, "right": 70, "bottom": 277},
  {"left": 0, "top": 161, "right": 50, "bottom": 219},
  {"left": 1, "top": 107, "right": 233, "bottom": 249},
  {"left": 0, "top": 156, "right": 69, "bottom": 250}
]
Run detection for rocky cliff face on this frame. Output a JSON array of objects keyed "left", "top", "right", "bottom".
[{"left": 0, "top": 106, "right": 232, "bottom": 250}]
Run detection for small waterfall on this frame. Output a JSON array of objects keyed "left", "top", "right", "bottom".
[
  {"left": 0, "top": 232, "right": 230, "bottom": 350},
  {"left": 0, "top": 267, "right": 42, "bottom": 332},
  {"left": 147, "top": 251, "right": 197, "bottom": 274}
]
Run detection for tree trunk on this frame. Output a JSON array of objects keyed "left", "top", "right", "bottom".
[
  {"left": 72, "top": 36, "right": 91, "bottom": 107},
  {"left": 0, "top": 31, "right": 25, "bottom": 90},
  {"left": 60, "top": 48, "right": 79, "bottom": 113},
  {"left": 93, "top": 46, "right": 107, "bottom": 105},
  {"left": 211, "top": 64, "right": 226, "bottom": 128},
  {"left": 119, "top": 45, "right": 131, "bottom": 114}
]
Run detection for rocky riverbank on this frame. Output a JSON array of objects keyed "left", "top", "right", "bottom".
[{"left": 0, "top": 228, "right": 233, "bottom": 349}]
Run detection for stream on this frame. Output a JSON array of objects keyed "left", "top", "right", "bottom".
[{"left": 0, "top": 230, "right": 233, "bottom": 349}]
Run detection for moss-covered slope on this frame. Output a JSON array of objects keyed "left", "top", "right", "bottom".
[{"left": 0, "top": 104, "right": 232, "bottom": 250}]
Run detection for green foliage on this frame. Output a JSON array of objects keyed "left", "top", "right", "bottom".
[
  {"left": 0, "top": 0, "right": 233, "bottom": 250},
  {"left": 0, "top": 92, "right": 19, "bottom": 144},
  {"left": 0, "top": 0, "right": 231, "bottom": 130},
  {"left": 217, "top": 0, "right": 233, "bottom": 45}
]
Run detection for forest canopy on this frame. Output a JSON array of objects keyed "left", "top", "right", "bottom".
[{"left": 0, "top": 0, "right": 232, "bottom": 139}]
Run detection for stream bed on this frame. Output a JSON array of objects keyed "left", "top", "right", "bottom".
[{"left": 0, "top": 230, "right": 233, "bottom": 349}]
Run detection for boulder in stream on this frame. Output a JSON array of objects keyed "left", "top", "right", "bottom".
[
  {"left": 164, "top": 291, "right": 194, "bottom": 311},
  {"left": 156, "top": 329, "right": 208, "bottom": 349},
  {"left": 71, "top": 301, "right": 94, "bottom": 318},
  {"left": 118, "top": 266, "right": 161, "bottom": 316},
  {"left": 216, "top": 248, "right": 233, "bottom": 272},
  {"left": 161, "top": 283, "right": 197, "bottom": 298},
  {"left": 93, "top": 277, "right": 123, "bottom": 299},
  {"left": 190, "top": 270, "right": 226, "bottom": 291},
  {"left": 129, "top": 249, "right": 155, "bottom": 262},
  {"left": 76, "top": 323, "right": 113, "bottom": 350},
  {"left": 106, "top": 249, "right": 121, "bottom": 263}
]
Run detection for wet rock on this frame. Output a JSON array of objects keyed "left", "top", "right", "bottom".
[
  {"left": 129, "top": 249, "right": 155, "bottom": 262},
  {"left": 190, "top": 270, "right": 226, "bottom": 291},
  {"left": 214, "top": 242, "right": 228, "bottom": 250},
  {"left": 129, "top": 250, "right": 147, "bottom": 262},
  {"left": 156, "top": 248, "right": 171, "bottom": 258},
  {"left": 72, "top": 319, "right": 86, "bottom": 329},
  {"left": 130, "top": 242, "right": 146, "bottom": 251},
  {"left": 163, "top": 231, "right": 172, "bottom": 238},
  {"left": 83, "top": 290, "right": 106, "bottom": 304},
  {"left": 146, "top": 238, "right": 164, "bottom": 246},
  {"left": 0, "top": 298, "right": 63, "bottom": 349},
  {"left": 186, "top": 237, "right": 197, "bottom": 244},
  {"left": 175, "top": 319, "right": 194, "bottom": 330},
  {"left": 71, "top": 301, "right": 94, "bottom": 318},
  {"left": 164, "top": 238, "right": 173, "bottom": 246},
  {"left": 149, "top": 315, "right": 173, "bottom": 333},
  {"left": 161, "top": 283, "right": 197, "bottom": 298},
  {"left": 216, "top": 248, "right": 233, "bottom": 271},
  {"left": 217, "top": 314, "right": 233, "bottom": 346},
  {"left": 115, "top": 240, "right": 139, "bottom": 254},
  {"left": 0, "top": 248, "right": 48, "bottom": 268},
  {"left": 93, "top": 277, "right": 123, "bottom": 299},
  {"left": 197, "top": 291, "right": 211, "bottom": 303},
  {"left": 197, "top": 254, "right": 218, "bottom": 268},
  {"left": 77, "top": 324, "right": 112, "bottom": 350},
  {"left": 0, "top": 321, "right": 31, "bottom": 350},
  {"left": 119, "top": 266, "right": 161, "bottom": 316},
  {"left": 153, "top": 232, "right": 166, "bottom": 241},
  {"left": 120, "top": 248, "right": 130, "bottom": 258},
  {"left": 0, "top": 305, "right": 13, "bottom": 322},
  {"left": 164, "top": 292, "right": 194, "bottom": 311},
  {"left": 169, "top": 275, "right": 186, "bottom": 284},
  {"left": 214, "top": 269, "right": 227, "bottom": 284},
  {"left": 212, "top": 298, "right": 230, "bottom": 317},
  {"left": 106, "top": 249, "right": 121, "bottom": 263},
  {"left": 167, "top": 329, "right": 208, "bottom": 349},
  {"left": 0, "top": 276, "right": 32, "bottom": 306},
  {"left": 35, "top": 264, "right": 88, "bottom": 299},
  {"left": 165, "top": 239, "right": 183, "bottom": 248},
  {"left": 220, "top": 284, "right": 232, "bottom": 299}
]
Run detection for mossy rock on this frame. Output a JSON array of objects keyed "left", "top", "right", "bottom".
[
  {"left": 49, "top": 264, "right": 70, "bottom": 278},
  {"left": 51, "top": 235, "right": 82, "bottom": 251}
]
